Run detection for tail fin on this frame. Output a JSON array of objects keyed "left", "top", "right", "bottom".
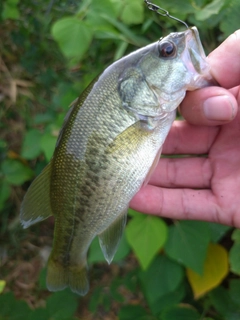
[{"left": 46, "top": 257, "right": 89, "bottom": 296}]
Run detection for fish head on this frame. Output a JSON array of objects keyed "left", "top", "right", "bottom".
[{"left": 119, "top": 27, "right": 212, "bottom": 118}]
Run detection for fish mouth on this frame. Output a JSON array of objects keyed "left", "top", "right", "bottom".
[{"left": 183, "top": 27, "right": 213, "bottom": 89}]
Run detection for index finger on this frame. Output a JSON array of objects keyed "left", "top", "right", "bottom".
[
  {"left": 162, "top": 120, "right": 219, "bottom": 154},
  {"left": 208, "top": 29, "right": 240, "bottom": 88}
]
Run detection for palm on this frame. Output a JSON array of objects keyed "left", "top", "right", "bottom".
[
  {"left": 209, "top": 109, "right": 240, "bottom": 226},
  {"left": 131, "top": 30, "right": 240, "bottom": 227},
  {"left": 130, "top": 98, "right": 240, "bottom": 227}
]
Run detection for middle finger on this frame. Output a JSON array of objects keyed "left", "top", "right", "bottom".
[{"left": 149, "top": 157, "right": 212, "bottom": 189}]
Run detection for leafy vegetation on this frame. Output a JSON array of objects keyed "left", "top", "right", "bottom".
[{"left": 1, "top": 0, "right": 240, "bottom": 319}]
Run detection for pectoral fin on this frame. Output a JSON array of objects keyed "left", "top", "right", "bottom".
[
  {"left": 98, "top": 210, "right": 127, "bottom": 264},
  {"left": 20, "top": 161, "right": 53, "bottom": 228}
]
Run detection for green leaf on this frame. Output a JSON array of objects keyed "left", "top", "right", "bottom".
[
  {"left": 0, "top": 180, "right": 11, "bottom": 210},
  {"left": 28, "top": 308, "right": 50, "bottom": 320},
  {"left": 2, "top": 0, "right": 20, "bottom": 20},
  {"left": 1, "top": 159, "right": 34, "bottom": 185},
  {"left": 0, "top": 292, "right": 31, "bottom": 319},
  {"left": 21, "top": 129, "right": 42, "bottom": 160},
  {"left": 88, "top": 0, "right": 118, "bottom": 19},
  {"left": 229, "top": 279, "right": 240, "bottom": 306},
  {"left": 229, "top": 230, "right": 240, "bottom": 275},
  {"left": 164, "top": 220, "right": 211, "bottom": 274},
  {"left": 231, "top": 229, "right": 240, "bottom": 242},
  {"left": 114, "top": 41, "right": 128, "bottom": 61},
  {"left": 38, "top": 267, "right": 47, "bottom": 289},
  {"left": 46, "top": 290, "right": 78, "bottom": 319},
  {"left": 161, "top": 306, "right": 201, "bottom": 320},
  {"left": 126, "top": 214, "right": 168, "bottom": 269},
  {"left": 150, "top": 283, "right": 186, "bottom": 315},
  {"left": 120, "top": 0, "right": 144, "bottom": 25},
  {"left": 51, "top": 17, "right": 93, "bottom": 60},
  {"left": 220, "top": 0, "right": 240, "bottom": 38},
  {"left": 40, "top": 132, "right": 57, "bottom": 161},
  {"left": 209, "top": 286, "right": 240, "bottom": 319},
  {"left": 128, "top": 208, "right": 141, "bottom": 217},
  {"left": 100, "top": 14, "right": 148, "bottom": 47},
  {"left": 0, "top": 280, "right": 6, "bottom": 294},
  {"left": 195, "top": 0, "right": 225, "bottom": 21},
  {"left": 118, "top": 305, "right": 148, "bottom": 320},
  {"left": 34, "top": 113, "right": 55, "bottom": 125},
  {"left": 52, "top": 82, "right": 79, "bottom": 110},
  {"left": 160, "top": 0, "right": 195, "bottom": 15},
  {"left": 229, "top": 243, "right": 240, "bottom": 275},
  {"left": 209, "top": 222, "right": 232, "bottom": 243},
  {"left": 139, "top": 255, "right": 184, "bottom": 309}
]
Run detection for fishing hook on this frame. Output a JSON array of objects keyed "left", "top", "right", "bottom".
[{"left": 144, "top": 0, "right": 189, "bottom": 29}]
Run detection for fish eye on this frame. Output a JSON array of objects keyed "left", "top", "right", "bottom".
[{"left": 158, "top": 41, "right": 176, "bottom": 58}]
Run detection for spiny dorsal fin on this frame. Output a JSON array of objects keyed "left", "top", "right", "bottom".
[
  {"left": 98, "top": 210, "right": 127, "bottom": 264},
  {"left": 20, "top": 161, "right": 53, "bottom": 228}
]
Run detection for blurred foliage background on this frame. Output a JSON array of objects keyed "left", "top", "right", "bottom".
[{"left": 0, "top": 0, "right": 240, "bottom": 319}]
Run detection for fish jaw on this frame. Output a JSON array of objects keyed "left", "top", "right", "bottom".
[{"left": 181, "top": 27, "right": 213, "bottom": 90}]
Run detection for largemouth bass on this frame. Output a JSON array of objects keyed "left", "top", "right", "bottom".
[{"left": 20, "top": 27, "right": 212, "bottom": 295}]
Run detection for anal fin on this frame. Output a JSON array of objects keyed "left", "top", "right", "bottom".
[
  {"left": 20, "top": 161, "right": 53, "bottom": 228},
  {"left": 98, "top": 210, "right": 127, "bottom": 264}
]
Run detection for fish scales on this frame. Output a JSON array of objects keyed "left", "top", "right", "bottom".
[{"left": 20, "top": 27, "right": 212, "bottom": 295}]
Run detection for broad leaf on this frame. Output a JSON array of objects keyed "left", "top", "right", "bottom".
[
  {"left": 161, "top": 305, "right": 201, "bottom": 320},
  {"left": 209, "top": 222, "right": 232, "bottom": 243},
  {"left": 0, "top": 292, "right": 31, "bottom": 319},
  {"left": 231, "top": 229, "right": 240, "bottom": 242},
  {"left": 2, "top": 0, "right": 20, "bottom": 20},
  {"left": 229, "top": 229, "right": 240, "bottom": 275},
  {"left": 0, "top": 280, "right": 6, "bottom": 294},
  {"left": 118, "top": 305, "right": 148, "bottom": 320},
  {"left": 164, "top": 220, "right": 211, "bottom": 274},
  {"left": 229, "top": 243, "right": 240, "bottom": 275},
  {"left": 0, "top": 180, "right": 11, "bottom": 210},
  {"left": 150, "top": 283, "right": 186, "bottom": 316},
  {"left": 187, "top": 243, "right": 228, "bottom": 299},
  {"left": 195, "top": 0, "right": 225, "bottom": 21},
  {"left": 139, "top": 255, "right": 184, "bottom": 309},
  {"left": 209, "top": 285, "right": 240, "bottom": 319},
  {"left": 40, "top": 132, "right": 57, "bottom": 161},
  {"left": 21, "top": 129, "right": 42, "bottom": 160},
  {"left": 126, "top": 214, "right": 168, "bottom": 270},
  {"left": 1, "top": 159, "right": 34, "bottom": 185},
  {"left": 120, "top": 0, "right": 144, "bottom": 25},
  {"left": 46, "top": 290, "right": 78, "bottom": 318},
  {"left": 51, "top": 17, "right": 93, "bottom": 60},
  {"left": 220, "top": 0, "right": 240, "bottom": 37}
]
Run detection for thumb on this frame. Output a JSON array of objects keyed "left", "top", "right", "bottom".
[
  {"left": 179, "top": 86, "right": 237, "bottom": 126},
  {"left": 179, "top": 30, "right": 240, "bottom": 126}
]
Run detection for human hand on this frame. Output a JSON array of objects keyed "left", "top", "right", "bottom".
[{"left": 130, "top": 30, "right": 240, "bottom": 227}]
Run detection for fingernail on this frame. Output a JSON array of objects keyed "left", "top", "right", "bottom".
[{"left": 203, "top": 95, "right": 234, "bottom": 121}]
